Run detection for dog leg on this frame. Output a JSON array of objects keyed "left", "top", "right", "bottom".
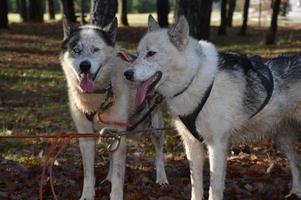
[
  {"left": 207, "top": 138, "right": 229, "bottom": 200},
  {"left": 110, "top": 136, "right": 127, "bottom": 200},
  {"left": 79, "top": 138, "right": 96, "bottom": 200},
  {"left": 71, "top": 107, "right": 96, "bottom": 200},
  {"left": 105, "top": 154, "right": 113, "bottom": 183},
  {"left": 177, "top": 121, "right": 205, "bottom": 200},
  {"left": 277, "top": 130, "right": 301, "bottom": 198},
  {"left": 151, "top": 110, "right": 168, "bottom": 185}
]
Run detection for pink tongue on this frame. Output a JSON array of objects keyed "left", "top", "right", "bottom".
[
  {"left": 136, "top": 76, "right": 155, "bottom": 107},
  {"left": 80, "top": 74, "right": 94, "bottom": 93}
]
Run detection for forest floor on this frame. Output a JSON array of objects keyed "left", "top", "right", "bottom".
[{"left": 1, "top": 22, "right": 301, "bottom": 200}]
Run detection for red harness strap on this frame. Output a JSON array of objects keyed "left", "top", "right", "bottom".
[{"left": 97, "top": 115, "right": 132, "bottom": 128}]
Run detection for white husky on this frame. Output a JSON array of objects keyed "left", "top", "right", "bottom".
[
  {"left": 124, "top": 15, "right": 301, "bottom": 200},
  {"left": 60, "top": 17, "right": 168, "bottom": 200}
]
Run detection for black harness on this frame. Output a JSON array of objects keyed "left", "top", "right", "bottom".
[
  {"left": 177, "top": 53, "right": 274, "bottom": 142},
  {"left": 178, "top": 82, "right": 214, "bottom": 142}
]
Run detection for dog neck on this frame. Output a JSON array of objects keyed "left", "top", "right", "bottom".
[
  {"left": 162, "top": 40, "right": 219, "bottom": 116},
  {"left": 69, "top": 78, "right": 112, "bottom": 114}
]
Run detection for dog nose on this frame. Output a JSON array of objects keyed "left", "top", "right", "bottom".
[
  {"left": 79, "top": 60, "right": 91, "bottom": 73},
  {"left": 124, "top": 70, "right": 134, "bottom": 81}
]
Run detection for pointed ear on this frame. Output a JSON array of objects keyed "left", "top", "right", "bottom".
[
  {"left": 63, "top": 16, "right": 75, "bottom": 40},
  {"left": 168, "top": 15, "right": 189, "bottom": 50},
  {"left": 148, "top": 15, "right": 160, "bottom": 32},
  {"left": 104, "top": 17, "right": 118, "bottom": 43}
]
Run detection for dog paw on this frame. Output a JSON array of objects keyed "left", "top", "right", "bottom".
[
  {"left": 80, "top": 187, "right": 95, "bottom": 200},
  {"left": 285, "top": 189, "right": 301, "bottom": 199},
  {"left": 156, "top": 176, "right": 169, "bottom": 185},
  {"left": 79, "top": 196, "right": 94, "bottom": 200}
]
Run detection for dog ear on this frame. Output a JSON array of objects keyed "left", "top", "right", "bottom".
[
  {"left": 103, "top": 17, "right": 118, "bottom": 43},
  {"left": 148, "top": 15, "right": 160, "bottom": 32},
  {"left": 63, "top": 16, "right": 75, "bottom": 40},
  {"left": 168, "top": 15, "right": 189, "bottom": 50}
]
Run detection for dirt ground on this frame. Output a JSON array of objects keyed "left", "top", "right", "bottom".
[{"left": 1, "top": 22, "right": 301, "bottom": 200}]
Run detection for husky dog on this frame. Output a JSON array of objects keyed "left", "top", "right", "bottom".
[
  {"left": 124, "top": 15, "right": 301, "bottom": 200},
  {"left": 60, "top": 17, "right": 168, "bottom": 200}
]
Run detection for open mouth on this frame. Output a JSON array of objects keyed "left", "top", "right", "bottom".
[
  {"left": 79, "top": 65, "right": 102, "bottom": 93},
  {"left": 136, "top": 71, "right": 162, "bottom": 107}
]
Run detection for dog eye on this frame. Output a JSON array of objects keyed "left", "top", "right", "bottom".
[
  {"left": 73, "top": 47, "right": 81, "bottom": 54},
  {"left": 92, "top": 47, "right": 100, "bottom": 53},
  {"left": 146, "top": 51, "right": 156, "bottom": 57}
]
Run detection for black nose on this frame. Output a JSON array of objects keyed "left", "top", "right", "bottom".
[
  {"left": 124, "top": 70, "right": 134, "bottom": 81},
  {"left": 79, "top": 60, "right": 91, "bottom": 73}
]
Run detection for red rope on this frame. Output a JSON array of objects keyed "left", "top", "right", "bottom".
[
  {"left": 39, "top": 133, "right": 62, "bottom": 200},
  {"left": 97, "top": 116, "right": 132, "bottom": 128}
]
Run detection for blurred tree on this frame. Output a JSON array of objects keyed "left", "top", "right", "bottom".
[
  {"left": 227, "top": 0, "right": 236, "bottom": 27},
  {"left": 218, "top": 0, "right": 228, "bottom": 35},
  {"left": 119, "top": 0, "right": 129, "bottom": 26},
  {"left": 175, "top": 0, "right": 213, "bottom": 40},
  {"left": 47, "top": 0, "right": 56, "bottom": 20},
  {"left": 266, "top": 0, "right": 281, "bottom": 44},
  {"left": 131, "top": 0, "right": 156, "bottom": 13},
  {"left": 239, "top": 0, "right": 250, "bottom": 36},
  {"left": 17, "top": 0, "right": 29, "bottom": 22},
  {"left": 28, "top": 0, "right": 44, "bottom": 22},
  {"left": 61, "top": 0, "right": 76, "bottom": 22},
  {"left": 157, "top": 0, "right": 169, "bottom": 27},
  {"left": 0, "top": 0, "right": 9, "bottom": 29},
  {"left": 80, "top": 0, "right": 86, "bottom": 24},
  {"left": 91, "top": 0, "right": 117, "bottom": 27}
]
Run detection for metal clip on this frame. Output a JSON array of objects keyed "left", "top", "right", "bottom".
[{"left": 99, "top": 128, "right": 121, "bottom": 152}]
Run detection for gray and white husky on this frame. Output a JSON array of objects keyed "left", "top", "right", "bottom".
[
  {"left": 60, "top": 17, "right": 168, "bottom": 200},
  {"left": 124, "top": 15, "right": 301, "bottom": 200}
]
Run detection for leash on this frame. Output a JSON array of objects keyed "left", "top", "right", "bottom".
[
  {"left": 0, "top": 127, "right": 175, "bottom": 200},
  {"left": 0, "top": 50, "right": 165, "bottom": 199}
]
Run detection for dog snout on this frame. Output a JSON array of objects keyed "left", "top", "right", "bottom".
[
  {"left": 79, "top": 60, "right": 91, "bottom": 73},
  {"left": 124, "top": 70, "right": 134, "bottom": 81}
]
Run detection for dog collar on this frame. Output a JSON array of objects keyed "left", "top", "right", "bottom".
[
  {"left": 172, "top": 74, "right": 196, "bottom": 98},
  {"left": 84, "top": 83, "right": 114, "bottom": 122}
]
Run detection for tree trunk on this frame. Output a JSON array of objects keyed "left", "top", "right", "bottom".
[
  {"left": 176, "top": 0, "right": 213, "bottom": 40},
  {"left": 61, "top": 0, "right": 76, "bottom": 23},
  {"left": 29, "top": 0, "right": 44, "bottom": 22},
  {"left": 218, "top": 0, "right": 228, "bottom": 35},
  {"left": 157, "top": 0, "right": 169, "bottom": 27},
  {"left": 18, "top": 0, "right": 28, "bottom": 22},
  {"left": 119, "top": 0, "right": 129, "bottom": 26},
  {"left": 265, "top": 0, "right": 281, "bottom": 44},
  {"left": 91, "top": 0, "right": 118, "bottom": 27},
  {"left": 227, "top": 0, "right": 236, "bottom": 27},
  {"left": 61, "top": 0, "right": 76, "bottom": 22},
  {"left": 47, "top": 0, "right": 56, "bottom": 20},
  {"left": 80, "top": 0, "right": 86, "bottom": 24},
  {"left": 0, "top": 0, "right": 9, "bottom": 29},
  {"left": 239, "top": 0, "right": 250, "bottom": 36}
]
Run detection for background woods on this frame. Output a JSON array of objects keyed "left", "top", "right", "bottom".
[
  {"left": 1, "top": 0, "right": 301, "bottom": 199},
  {"left": 0, "top": 0, "right": 294, "bottom": 44}
]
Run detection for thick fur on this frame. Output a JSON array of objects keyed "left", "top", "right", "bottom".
[
  {"left": 60, "top": 18, "right": 168, "bottom": 200},
  {"left": 125, "top": 15, "right": 301, "bottom": 200}
]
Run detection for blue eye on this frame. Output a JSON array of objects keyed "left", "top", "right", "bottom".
[
  {"left": 146, "top": 51, "right": 156, "bottom": 57},
  {"left": 73, "top": 47, "right": 81, "bottom": 54}
]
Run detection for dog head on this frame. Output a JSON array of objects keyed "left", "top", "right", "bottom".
[
  {"left": 60, "top": 16, "right": 118, "bottom": 93},
  {"left": 124, "top": 15, "right": 191, "bottom": 106}
]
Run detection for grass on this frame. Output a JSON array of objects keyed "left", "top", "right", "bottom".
[
  {"left": 0, "top": 15, "right": 300, "bottom": 152},
  {"left": 0, "top": 16, "right": 301, "bottom": 200},
  {"left": 1, "top": 19, "right": 301, "bottom": 136}
]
